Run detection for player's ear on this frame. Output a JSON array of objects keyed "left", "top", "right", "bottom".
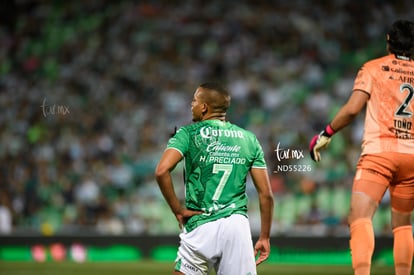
[{"left": 201, "top": 103, "right": 208, "bottom": 114}]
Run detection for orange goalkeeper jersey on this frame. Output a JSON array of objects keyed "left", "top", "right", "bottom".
[{"left": 353, "top": 54, "right": 414, "bottom": 154}]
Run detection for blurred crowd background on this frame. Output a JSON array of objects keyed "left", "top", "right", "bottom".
[{"left": 0, "top": 0, "right": 413, "bottom": 237}]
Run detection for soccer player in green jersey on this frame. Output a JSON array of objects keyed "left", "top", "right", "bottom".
[{"left": 155, "top": 82, "right": 274, "bottom": 275}]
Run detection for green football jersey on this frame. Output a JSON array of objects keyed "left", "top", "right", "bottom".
[{"left": 166, "top": 119, "right": 267, "bottom": 232}]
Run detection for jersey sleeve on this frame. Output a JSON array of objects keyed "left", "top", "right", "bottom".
[
  {"left": 166, "top": 127, "right": 189, "bottom": 156},
  {"left": 251, "top": 135, "right": 267, "bottom": 169},
  {"left": 353, "top": 64, "right": 373, "bottom": 96}
]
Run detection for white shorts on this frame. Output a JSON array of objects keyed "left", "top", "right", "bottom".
[{"left": 174, "top": 214, "right": 256, "bottom": 275}]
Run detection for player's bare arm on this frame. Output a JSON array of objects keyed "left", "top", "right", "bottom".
[
  {"left": 310, "top": 90, "right": 370, "bottom": 161},
  {"left": 329, "top": 90, "right": 370, "bottom": 132},
  {"left": 250, "top": 167, "right": 274, "bottom": 265},
  {"left": 155, "top": 149, "right": 202, "bottom": 228}
]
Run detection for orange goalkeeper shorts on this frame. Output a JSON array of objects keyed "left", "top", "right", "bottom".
[{"left": 353, "top": 152, "right": 414, "bottom": 213}]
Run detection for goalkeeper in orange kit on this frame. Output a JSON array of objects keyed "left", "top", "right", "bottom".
[{"left": 309, "top": 20, "right": 414, "bottom": 275}]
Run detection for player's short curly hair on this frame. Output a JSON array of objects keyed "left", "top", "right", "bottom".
[{"left": 387, "top": 20, "right": 414, "bottom": 58}]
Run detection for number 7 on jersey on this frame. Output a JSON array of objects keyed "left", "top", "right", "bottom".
[{"left": 212, "top": 164, "right": 233, "bottom": 201}]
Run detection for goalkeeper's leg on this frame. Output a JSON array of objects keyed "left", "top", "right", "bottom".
[
  {"left": 348, "top": 192, "right": 377, "bottom": 275},
  {"left": 393, "top": 225, "right": 412, "bottom": 275},
  {"left": 349, "top": 217, "right": 374, "bottom": 275},
  {"left": 349, "top": 154, "right": 395, "bottom": 275},
  {"left": 391, "top": 196, "right": 414, "bottom": 275}
]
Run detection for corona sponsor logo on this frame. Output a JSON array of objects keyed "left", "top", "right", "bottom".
[{"left": 200, "top": 126, "right": 244, "bottom": 139}]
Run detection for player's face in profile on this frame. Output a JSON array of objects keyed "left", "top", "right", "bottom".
[{"left": 191, "top": 88, "right": 205, "bottom": 122}]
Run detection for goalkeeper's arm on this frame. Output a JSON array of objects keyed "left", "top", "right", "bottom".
[{"left": 309, "top": 90, "right": 369, "bottom": 162}]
